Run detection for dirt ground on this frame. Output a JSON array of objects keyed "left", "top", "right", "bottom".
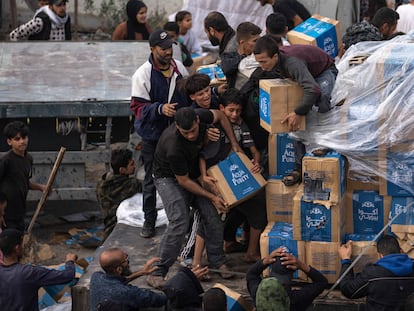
[{"left": 26, "top": 199, "right": 103, "bottom": 266}]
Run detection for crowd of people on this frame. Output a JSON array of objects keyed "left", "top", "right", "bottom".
[{"left": 2, "top": 0, "right": 414, "bottom": 310}]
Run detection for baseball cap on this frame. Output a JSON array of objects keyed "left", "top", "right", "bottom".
[
  {"left": 269, "top": 256, "right": 293, "bottom": 285},
  {"left": 149, "top": 30, "right": 175, "bottom": 49}
]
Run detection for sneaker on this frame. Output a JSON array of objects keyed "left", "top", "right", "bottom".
[
  {"left": 146, "top": 275, "right": 166, "bottom": 290},
  {"left": 140, "top": 222, "right": 155, "bottom": 238}
]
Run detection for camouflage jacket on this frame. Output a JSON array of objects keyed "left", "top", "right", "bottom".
[{"left": 96, "top": 173, "right": 142, "bottom": 240}]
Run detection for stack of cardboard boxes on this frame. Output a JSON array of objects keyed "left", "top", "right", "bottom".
[{"left": 258, "top": 73, "right": 412, "bottom": 283}]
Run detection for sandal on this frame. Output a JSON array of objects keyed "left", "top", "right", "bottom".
[{"left": 282, "top": 170, "right": 302, "bottom": 187}]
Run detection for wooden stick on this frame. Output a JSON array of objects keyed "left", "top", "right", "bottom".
[{"left": 26, "top": 147, "right": 66, "bottom": 238}]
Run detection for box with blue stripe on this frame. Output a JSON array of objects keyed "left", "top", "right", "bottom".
[
  {"left": 293, "top": 191, "right": 345, "bottom": 242},
  {"left": 287, "top": 14, "right": 341, "bottom": 58},
  {"left": 207, "top": 152, "right": 266, "bottom": 208},
  {"left": 212, "top": 283, "right": 253, "bottom": 311},
  {"left": 268, "top": 133, "right": 296, "bottom": 176}
]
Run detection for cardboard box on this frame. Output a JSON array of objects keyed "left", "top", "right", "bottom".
[
  {"left": 302, "top": 152, "right": 346, "bottom": 204},
  {"left": 268, "top": 133, "right": 296, "bottom": 176},
  {"left": 293, "top": 191, "right": 345, "bottom": 242},
  {"left": 196, "top": 63, "right": 227, "bottom": 86},
  {"left": 259, "top": 222, "right": 306, "bottom": 280},
  {"left": 259, "top": 79, "right": 305, "bottom": 134},
  {"left": 379, "top": 143, "right": 414, "bottom": 197},
  {"left": 213, "top": 283, "right": 254, "bottom": 311},
  {"left": 391, "top": 232, "right": 414, "bottom": 259},
  {"left": 348, "top": 191, "right": 391, "bottom": 235},
  {"left": 344, "top": 235, "right": 378, "bottom": 273},
  {"left": 207, "top": 152, "right": 267, "bottom": 208},
  {"left": 305, "top": 241, "right": 341, "bottom": 283},
  {"left": 389, "top": 197, "right": 414, "bottom": 234},
  {"left": 266, "top": 176, "right": 300, "bottom": 223},
  {"left": 287, "top": 14, "right": 342, "bottom": 58}
]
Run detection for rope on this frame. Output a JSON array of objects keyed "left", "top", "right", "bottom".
[{"left": 180, "top": 209, "right": 201, "bottom": 264}]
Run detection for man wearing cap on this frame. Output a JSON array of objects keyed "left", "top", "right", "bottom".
[
  {"left": 131, "top": 29, "right": 190, "bottom": 239},
  {"left": 10, "top": 0, "right": 71, "bottom": 41},
  {"left": 0, "top": 229, "right": 78, "bottom": 311},
  {"left": 246, "top": 247, "right": 327, "bottom": 310}
]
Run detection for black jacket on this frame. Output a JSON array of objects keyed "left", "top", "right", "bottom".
[
  {"left": 246, "top": 259, "right": 328, "bottom": 311},
  {"left": 339, "top": 254, "right": 414, "bottom": 311}
]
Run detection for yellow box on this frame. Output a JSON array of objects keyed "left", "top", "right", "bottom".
[
  {"left": 266, "top": 177, "right": 300, "bottom": 223},
  {"left": 287, "top": 14, "right": 342, "bottom": 58},
  {"left": 259, "top": 79, "right": 305, "bottom": 134},
  {"left": 305, "top": 241, "right": 341, "bottom": 283},
  {"left": 207, "top": 152, "right": 267, "bottom": 208}
]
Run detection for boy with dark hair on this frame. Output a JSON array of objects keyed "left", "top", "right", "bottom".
[
  {"left": 338, "top": 235, "right": 414, "bottom": 310},
  {"left": 235, "top": 22, "right": 262, "bottom": 89},
  {"left": 96, "top": 149, "right": 142, "bottom": 240},
  {"left": 0, "top": 121, "right": 47, "bottom": 232},
  {"left": 175, "top": 10, "right": 202, "bottom": 55},
  {"left": 163, "top": 21, "right": 194, "bottom": 67},
  {"left": 266, "top": 12, "right": 290, "bottom": 46},
  {"left": 194, "top": 88, "right": 265, "bottom": 265},
  {"left": 184, "top": 73, "right": 221, "bottom": 109},
  {"left": 0, "top": 228, "right": 78, "bottom": 311},
  {"left": 203, "top": 287, "right": 227, "bottom": 311}
]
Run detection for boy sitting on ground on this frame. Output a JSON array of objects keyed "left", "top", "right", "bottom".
[{"left": 96, "top": 149, "right": 142, "bottom": 240}]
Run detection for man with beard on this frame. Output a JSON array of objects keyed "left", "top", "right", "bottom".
[
  {"left": 10, "top": 0, "right": 71, "bottom": 40},
  {"left": 0, "top": 229, "right": 78, "bottom": 311},
  {"left": 204, "top": 11, "right": 242, "bottom": 88},
  {"left": 257, "top": 0, "right": 311, "bottom": 30},
  {"left": 131, "top": 29, "right": 190, "bottom": 239},
  {"left": 90, "top": 248, "right": 167, "bottom": 311}
]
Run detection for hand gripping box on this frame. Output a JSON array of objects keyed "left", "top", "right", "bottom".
[
  {"left": 344, "top": 234, "right": 378, "bottom": 273},
  {"left": 266, "top": 176, "right": 300, "bottom": 223},
  {"left": 259, "top": 79, "right": 305, "bottom": 134},
  {"left": 207, "top": 152, "right": 266, "bottom": 208},
  {"left": 196, "top": 63, "right": 227, "bottom": 86},
  {"left": 293, "top": 191, "right": 345, "bottom": 242},
  {"left": 287, "top": 14, "right": 342, "bottom": 58},
  {"left": 268, "top": 133, "right": 296, "bottom": 176},
  {"left": 259, "top": 222, "right": 306, "bottom": 280}
]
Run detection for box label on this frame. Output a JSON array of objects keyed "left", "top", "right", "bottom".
[
  {"left": 300, "top": 200, "right": 332, "bottom": 241},
  {"left": 197, "top": 64, "right": 225, "bottom": 80},
  {"left": 294, "top": 17, "right": 338, "bottom": 57},
  {"left": 386, "top": 151, "right": 414, "bottom": 196},
  {"left": 276, "top": 133, "right": 295, "bottom": 176},
  {"left": 390, "top": 197, "right": 414, "bottom": 225},
  {"left": 217, "top": 152, "right": 261, "bottom": 201},
  {"left": 352, "top": 191, "right": 384, "bottom": 234},
  {"left": 259, "top": 88, "right": 271, "bottom": 126}
]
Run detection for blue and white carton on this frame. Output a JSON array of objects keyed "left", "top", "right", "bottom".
[
  {"left": 287, "top": 14, "right": 341, "bottom": 57},
  {"left": 352, "top": 191, "right": 386, "bottom": 234},
  {"left": 207, "top": 152, "right": 266, "bottom": 208},
  {"left": 268, "top": 133, "right": 296, "bottom": 176}
]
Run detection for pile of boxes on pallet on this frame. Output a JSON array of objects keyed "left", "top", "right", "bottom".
[{"left": 259, "top": 74, "right": 414, "bottom": 285}]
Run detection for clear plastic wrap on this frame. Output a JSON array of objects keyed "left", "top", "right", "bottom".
[{"left": 290, "top": 32, "right": 414, "bottom": 197}]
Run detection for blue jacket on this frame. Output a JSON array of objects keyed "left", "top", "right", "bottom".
[
  {"left": 131, "top": 55, "right": 190, "bottom": 143},
  {"left": 339, "top": 253, "right": 414, "bottom": 311},
  {"left": 90, "top": 271, "right": 167, "bottom": 311}
]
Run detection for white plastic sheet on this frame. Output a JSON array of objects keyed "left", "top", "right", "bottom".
[
  {"left": 116, "top": 192, "right": 168, "bottom": 228},
  {"left": 290, "top": 32, "right": 414, "bottom": 196}
]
